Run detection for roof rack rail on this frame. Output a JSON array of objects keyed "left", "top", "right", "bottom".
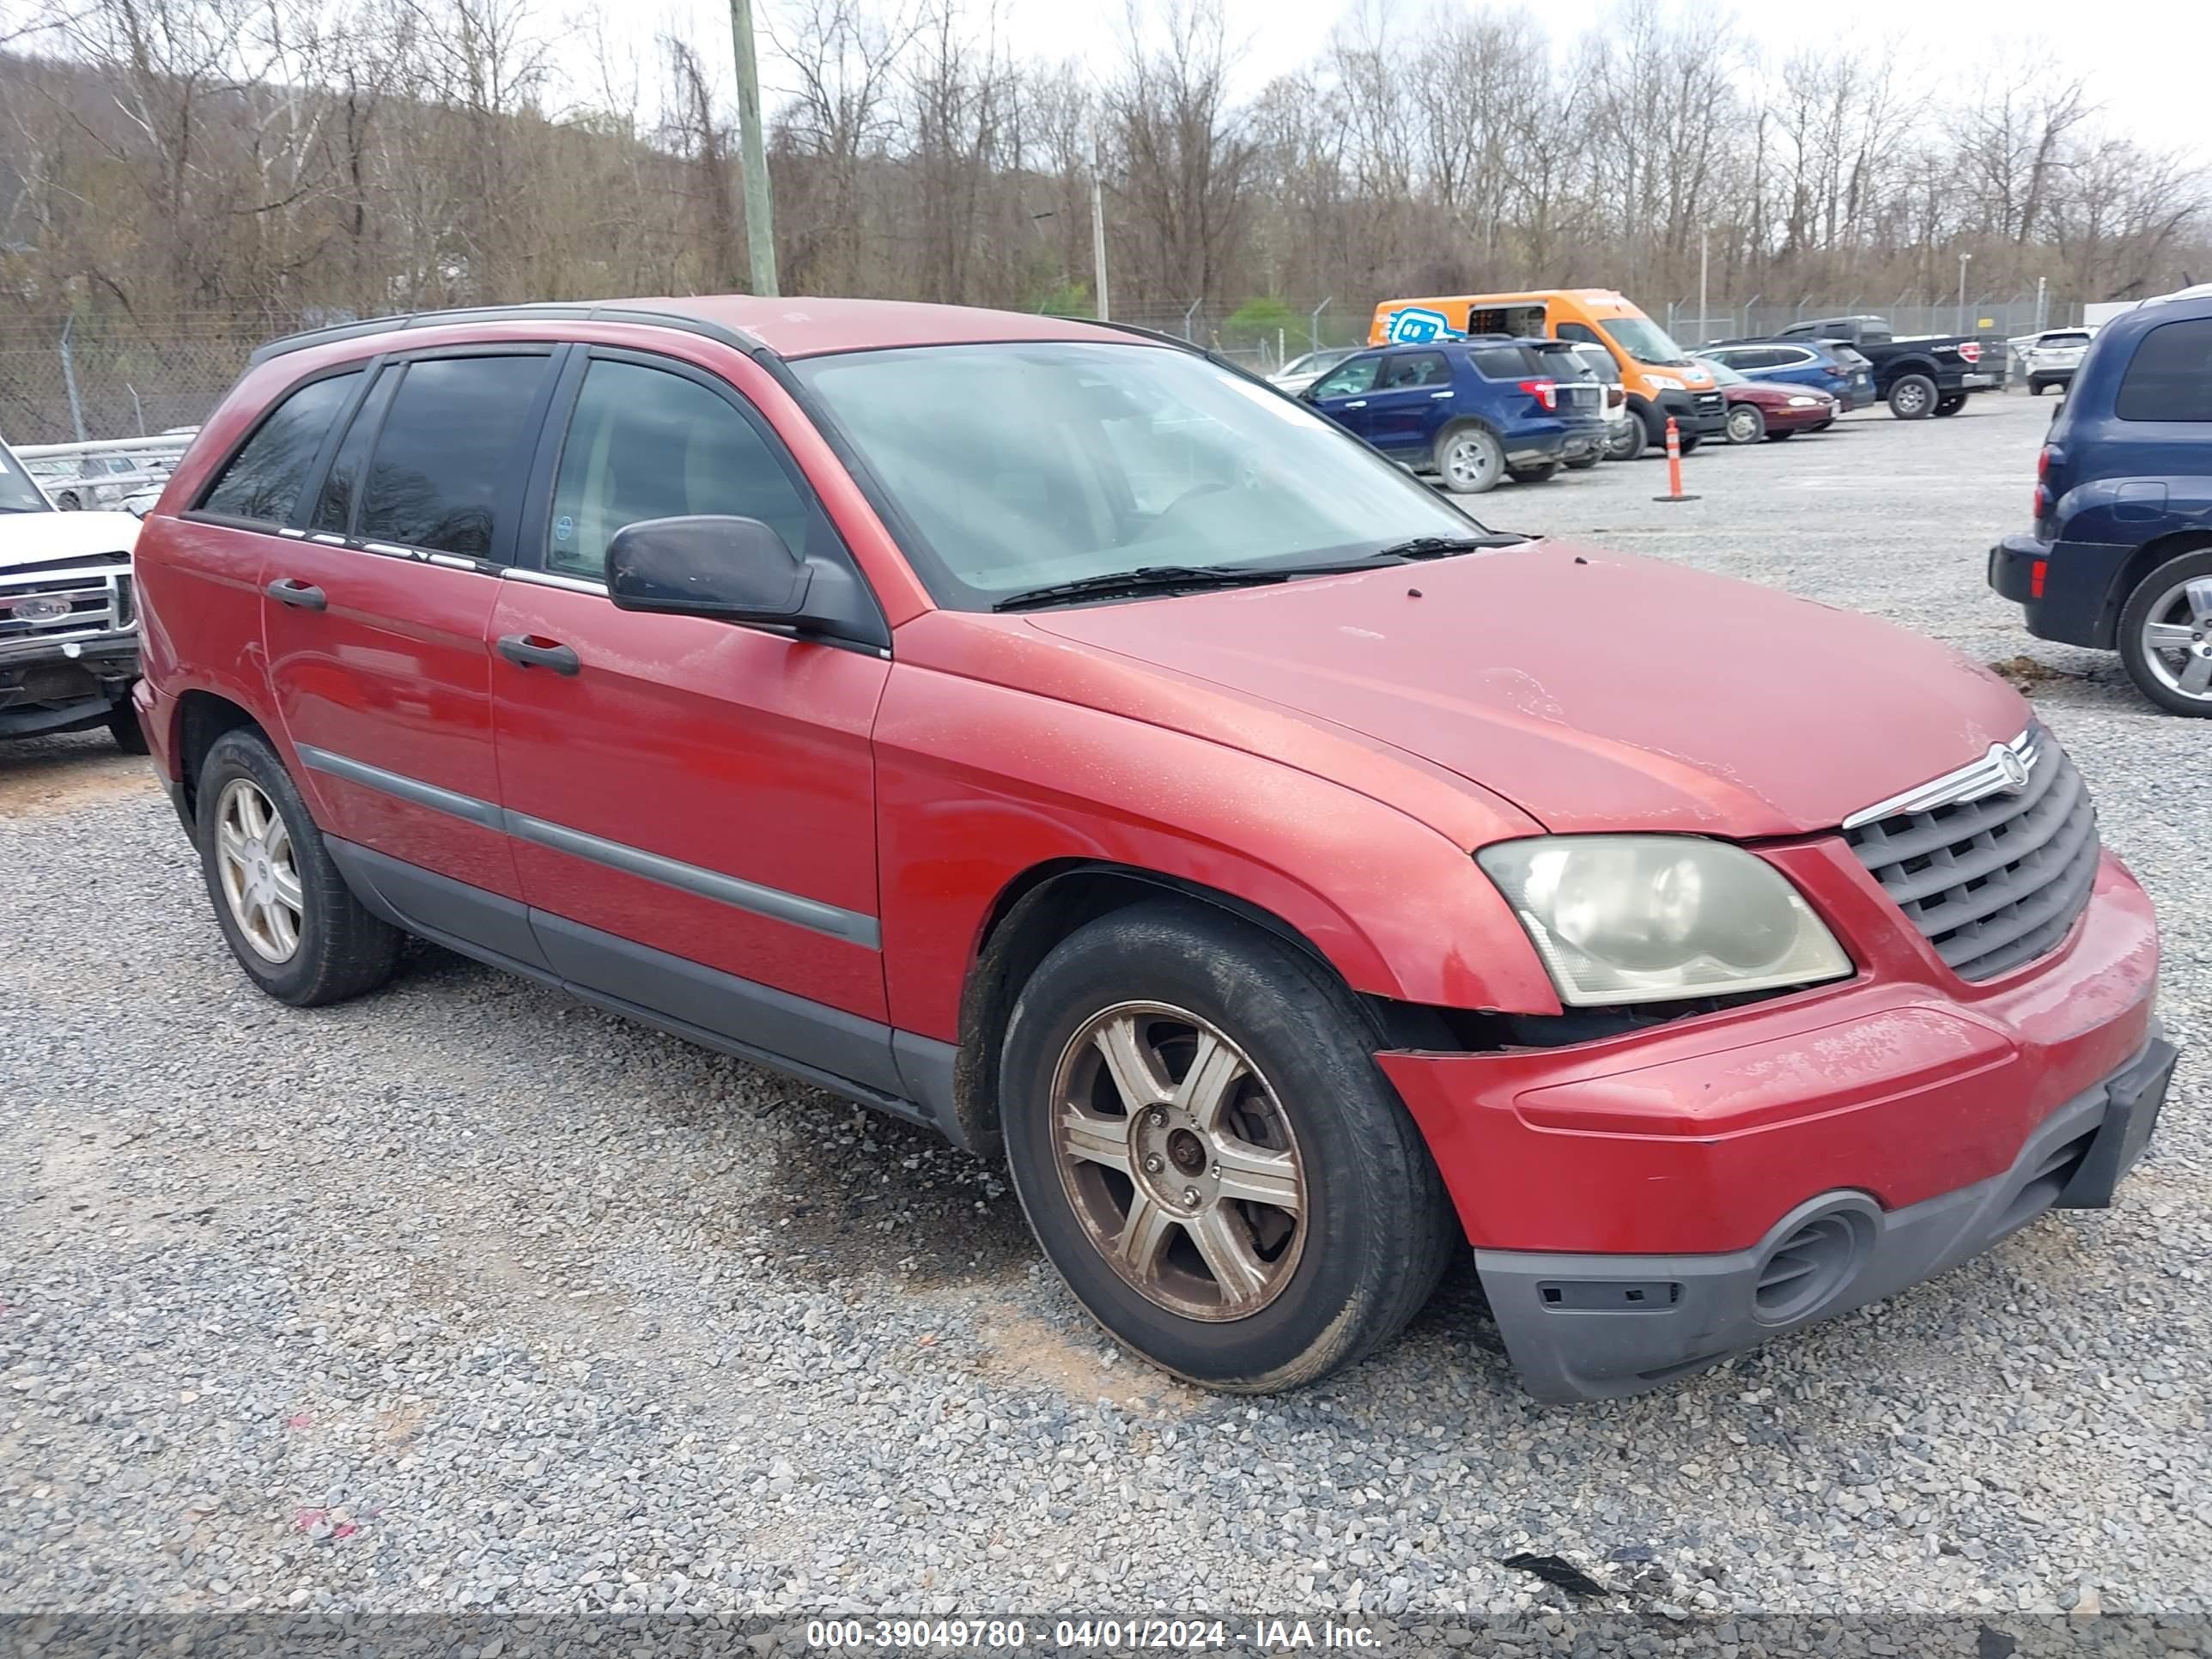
[{"left": 247, "top": 302, "right": 769, "bottom": 366}]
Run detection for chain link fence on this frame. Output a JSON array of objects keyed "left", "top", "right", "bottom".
[{"left": 1, "top": 291, "right": 2088, "bottom": 446}]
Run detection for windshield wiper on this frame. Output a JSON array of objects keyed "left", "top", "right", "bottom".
[
  {"left": 1373, "top": 533, "right": 1528, "bottom": 559},
  {"left": 994, "top": 564, "right": 1292, "bottom": 612}
]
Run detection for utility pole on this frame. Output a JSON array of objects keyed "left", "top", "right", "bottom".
[
  {"left": 1697, "top": 228, "right": 1710, "bottom": 344},
  {"left": 1089, "top": 128, "right": 1110, "bottom": 322},
  {"left": 729, "top": 0, "right": 779, "bottom": 297},
  {"left": 2034, "top": 275, "right": 2048, "bottom": 332},
  {"left": 1956, "top": 252, "right": 1972, "bottom": 337}
]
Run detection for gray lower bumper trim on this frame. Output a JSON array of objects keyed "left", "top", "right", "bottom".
[{"left": 1475, "top": 1032, "right": 2173, "bottom": 1403}]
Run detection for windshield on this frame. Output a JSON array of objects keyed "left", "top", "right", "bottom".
[
  {"left": 793, "top": 342, "right": 1492, "bottom": 609},
  {"left": 1283, "top": 349, "right": 1353, "bottom": 377},
  {"left": 0, "top": 443, "right": 52, "bottom": 513},
  {"left": 1598, "top": 315, "right": 1693, "bottom": 367},
  {"left": 1698, "top": 359, "right": 1747, "bottom": 386}
]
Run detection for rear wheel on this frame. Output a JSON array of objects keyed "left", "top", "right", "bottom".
[
  {"left": 1888, "top": 374, "right": 1936, "bottom": 419},
  {"left": 1000, "top": 902, "right": 1457, "bottom": 1392},
  {"left": 1724, "top": 404, "right": 1766, "bottom": 444},
  {"left": 1606, "top": 418, "right": 1644, "bottom": 463},
  {"left": 2118, "top": 549, "right": 2212, "bottom": 717},
  {"left": 1433, "top": 424, "right": 1504, "bottom": 495},
  {"left": 197, "top": 727, "right": 403, "bottom": 1005},
  {"left": 1507, "top": 461, "right": 1560, "bottom": 484}
]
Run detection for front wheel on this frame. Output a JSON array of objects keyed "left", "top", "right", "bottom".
[
  {"left": 1606, "top": 419, "right": 1644, "bottom": 463},
  {"left": 1432, "top": 425, "right": 1504, "bottom": 495},
  {"left": 2118, "top": 549, "right": 2212, "bottom": 717},
  {"left": 1935, "top": 393, "right": 1966, "bottom": 416},
  {"left": 1000, "top": 902, "right": 1457, "bottom": 1392},
  {"left": 1508, "top": 461, "right": 1560, "bottom": 484},
  {"left": 107, "top": 701, "right": 149, "bottom": 755},
  {"left": 1724, "top": 404, "right": 1766, "bottom": 444},
  {"left": 1677, "top": 426, "right": 1704, "bottom": 454},
  {"left": 1888, "top": 374, "right": 1936, "bottom": 419},
  {"left": 197, "top": 727, "right": 404, "bottom": 1005}
]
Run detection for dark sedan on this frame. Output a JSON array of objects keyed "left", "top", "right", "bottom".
[{"left": 1705, "top": 361, "right": 1839, "bottom": 442}]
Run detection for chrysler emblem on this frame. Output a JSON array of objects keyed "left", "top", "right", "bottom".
[
  {"left": 7, "top": 593, "right": 72, "bottom": 624},
  {"left": 1995, "top": 744, "right": 2031, "bottom": 791}
]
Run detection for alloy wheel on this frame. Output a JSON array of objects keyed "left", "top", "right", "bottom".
[
  {"left": 1443, "top": 434, "right": 1496, "bottom": 490},
  {"left": 1049, "top": 1001, "right": 1306, "bottom": 1322},
  {"left": 215, "top": 778, "right": 305, "bottom": 962},
  {"left": 2137, "top": 575, "right": 2212, "bottom": 702},
  {"left": 1727, "top": 406, "right": 1761, "bottom": 442}
]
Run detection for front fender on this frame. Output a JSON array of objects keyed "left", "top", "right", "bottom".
[{"left": 872, "top": 654, "right": 1561, "bottom": 1044}]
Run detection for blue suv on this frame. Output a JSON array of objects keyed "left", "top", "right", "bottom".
[
  {"left": 1303, "top": 337, "right": 1610, "bottom": 494},
  {"left": 1990, "top": 289, "right": 2212, "bottom": 714},
  {"left": 1696, "top": 340, "right": 1876, "bottom": 410}
]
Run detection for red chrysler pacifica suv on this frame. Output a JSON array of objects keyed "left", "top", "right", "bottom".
[{"left": 131, "top": 297, "right": 2172, "bottom": 1401}]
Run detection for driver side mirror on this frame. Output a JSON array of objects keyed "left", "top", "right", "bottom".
[
  {"left": 608, "top": 515, "right": 811, "bottom": 621},
  {"left": 605, "top": 514, "right": 890, "bottom": 650}
]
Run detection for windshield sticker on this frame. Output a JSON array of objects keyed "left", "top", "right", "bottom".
[{"left": 1382, "top": 307, "right": 1464, "bottom": 345}]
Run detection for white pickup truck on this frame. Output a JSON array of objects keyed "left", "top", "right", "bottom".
[{"left": 0, "top": 434, "right": 145, "bottom": 750}]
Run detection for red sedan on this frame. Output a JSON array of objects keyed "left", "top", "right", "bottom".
[{"left": 1708, "top": 359, "right": 1839, "bottom": 441}]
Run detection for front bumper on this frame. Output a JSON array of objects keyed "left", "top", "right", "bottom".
[
  {"left": 1654, "top": 388, "right": 1729, "bottom": 436},
  {"left": 0, "top": 637, "right": 140, "bottom": 738},
  {"left": 1380, "top": 845, "right": 2164, "bottom": 1401},
  {"left": 1474, "top": 1033, "right": 2172, "bottom": 1401}
]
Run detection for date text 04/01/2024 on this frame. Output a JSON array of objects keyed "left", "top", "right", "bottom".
[{"left": 802, "top": 1619, "right": 1382, "bottom": 1650}]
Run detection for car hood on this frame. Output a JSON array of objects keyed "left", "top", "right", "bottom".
[
  {"left": 1024, "top": 543, "right": 2030, "bottom": 838},
  {"left": 0, "top": 510, "right": 139, "bottom": 568}
]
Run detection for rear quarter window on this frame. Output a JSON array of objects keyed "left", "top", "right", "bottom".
[
  {"left": 2115, "top": 319, "right": 2212, "bottom": 422},
  {"left": 199, "top": 371, "right": 362, "bottom": 524},
  {"left": 1469, "top": 346, "right": 1535, "bottom": 379}
]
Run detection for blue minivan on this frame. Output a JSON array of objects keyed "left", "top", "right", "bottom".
[
  {"left": 1303, "top": 337, "right": 1611, "bottom": 494},
  {"left": 1989, "top": 289, "right": 2212, "bottom": 714}
]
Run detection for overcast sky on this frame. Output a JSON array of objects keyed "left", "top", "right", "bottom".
[{"left": 629, "top": 0, "right": 2207, "bottom": 164}]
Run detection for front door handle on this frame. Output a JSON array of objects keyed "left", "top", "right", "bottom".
[
  {"left": 496, "top": 633, "right": 580, "bottom": 675},
  {"left": 265, "top": 578, "right": 326, "bottom": 611}
]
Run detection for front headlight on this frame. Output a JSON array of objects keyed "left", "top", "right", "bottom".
[
  {"left": 1786, "top": 395, "right": 1823, "bottom": 407},
  {"left": 1645, "top": 374, "right": 1685, "bottom": 391},
  {"left": 1476, "top": 836, "right": 1853, "bottom": 1006}
]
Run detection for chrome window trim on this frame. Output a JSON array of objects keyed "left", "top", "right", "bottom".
[
  {"left": 507, "top": 567, "right": 609, "bottom": 595},
  {"left": 1841, "top": 726, "right": 2042, "bottom": 830}
]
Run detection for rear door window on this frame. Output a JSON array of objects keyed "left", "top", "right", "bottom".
[
  {"left": 199, "top": 371, "right": 362, "bottom": 525},
  {"left": 2115, "top": 319, "right": 2212, "bottom": 422},
  {"left": 359, "top": 356, "right": 551, "bottom": 559},
  {"left": 1381, "top": 351, "right": 1451, "bottom": 389}
]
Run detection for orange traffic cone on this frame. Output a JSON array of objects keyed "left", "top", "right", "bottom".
[{"left": 1652, "top": 417, "right": 1700, "bottom": 502}]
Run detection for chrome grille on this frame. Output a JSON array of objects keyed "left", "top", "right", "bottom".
[
  {"left": 1844, "top": 725, "right": 2100, "bottom": 982},
  {"left": 1694, "top": 391, "right": 1725, "bottom": 416},
  {"left": 0, "top": 558, "right": 136, "bottom": 654}
]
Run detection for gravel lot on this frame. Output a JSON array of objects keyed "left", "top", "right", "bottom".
[{"left": 3, "top": 390, "right": 2208, "bottom": 1632}]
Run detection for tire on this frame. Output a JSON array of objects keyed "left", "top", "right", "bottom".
[
  {"left": 1888, "top": 374, "right": 1937, "bottom": 419},
  {"left": 1565, "top": 453, "right": 1601, "bottom": 471},
  {"left": 1432, "top": 424, "right": 1504, "bottom": 495},
  {"left": 195, "top": 726, "right": 403, "bottom": 1005},
  {"left": 1507, "top": 461, "right": 1560, "bottom": 484},
  {"left": 1724, "top": 403, "right": 1766, "bottom": 444},
  {"left": 999, "top": 901, "right": 1458, "bottom": 1393},
  {"left": 56, "top": 490, "right": 81, "bottom": 511},
  {"left": 1935, "top": 393, "right": 1966, "bottom": 416},
  {"left": 1677, "top": 427, "right": 1704, "bottom": 454},
  {"left": 2030, "top": 380, "right": 2048, "bottom": 396},
  {"left": 1765, "top": 429, "right": 1796, "bottom": 441},
  {"left": 107, "top": 701, "right": 149, "bottom": 755},
  {"left": 1606, "top": 418, "right": 1644, "bottom": 463},
  {"left": 2117, "top": 548, "right": 2212, "bottom": 717}
]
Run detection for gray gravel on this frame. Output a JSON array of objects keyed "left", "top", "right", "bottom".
[{"left": 3, "top": 390, "right": 2208, "bottom": 1627}]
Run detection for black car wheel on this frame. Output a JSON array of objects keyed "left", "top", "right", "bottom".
[
  {"left": 1507, "top": 461, "right": 1560, "bottom": 484},
  {"left": 106, "top": 701, "right": 149, "bottom": 755},
  {"left": 1606, "top": 419, "right": 1644, "bottom": 462},
  {"left": 1935, "top": 393, "right": 1966, "bottom": 416},
  {"left": 1000, "top": 902, "right": 1457, "bottom": 1392},
  {"left": 1565, "top": 453, "right": 1601, "bottom": 471},
  {"left": 1888, "top": 374, "right": 1937, "bottom": 419}
]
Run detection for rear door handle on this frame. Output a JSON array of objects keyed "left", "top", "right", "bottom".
[
  {"left": 496, "top": 633, "right": 580, "bottom": 675},
  {"left": 265, "top": 578, "right": 326, "bottom": 611}
]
